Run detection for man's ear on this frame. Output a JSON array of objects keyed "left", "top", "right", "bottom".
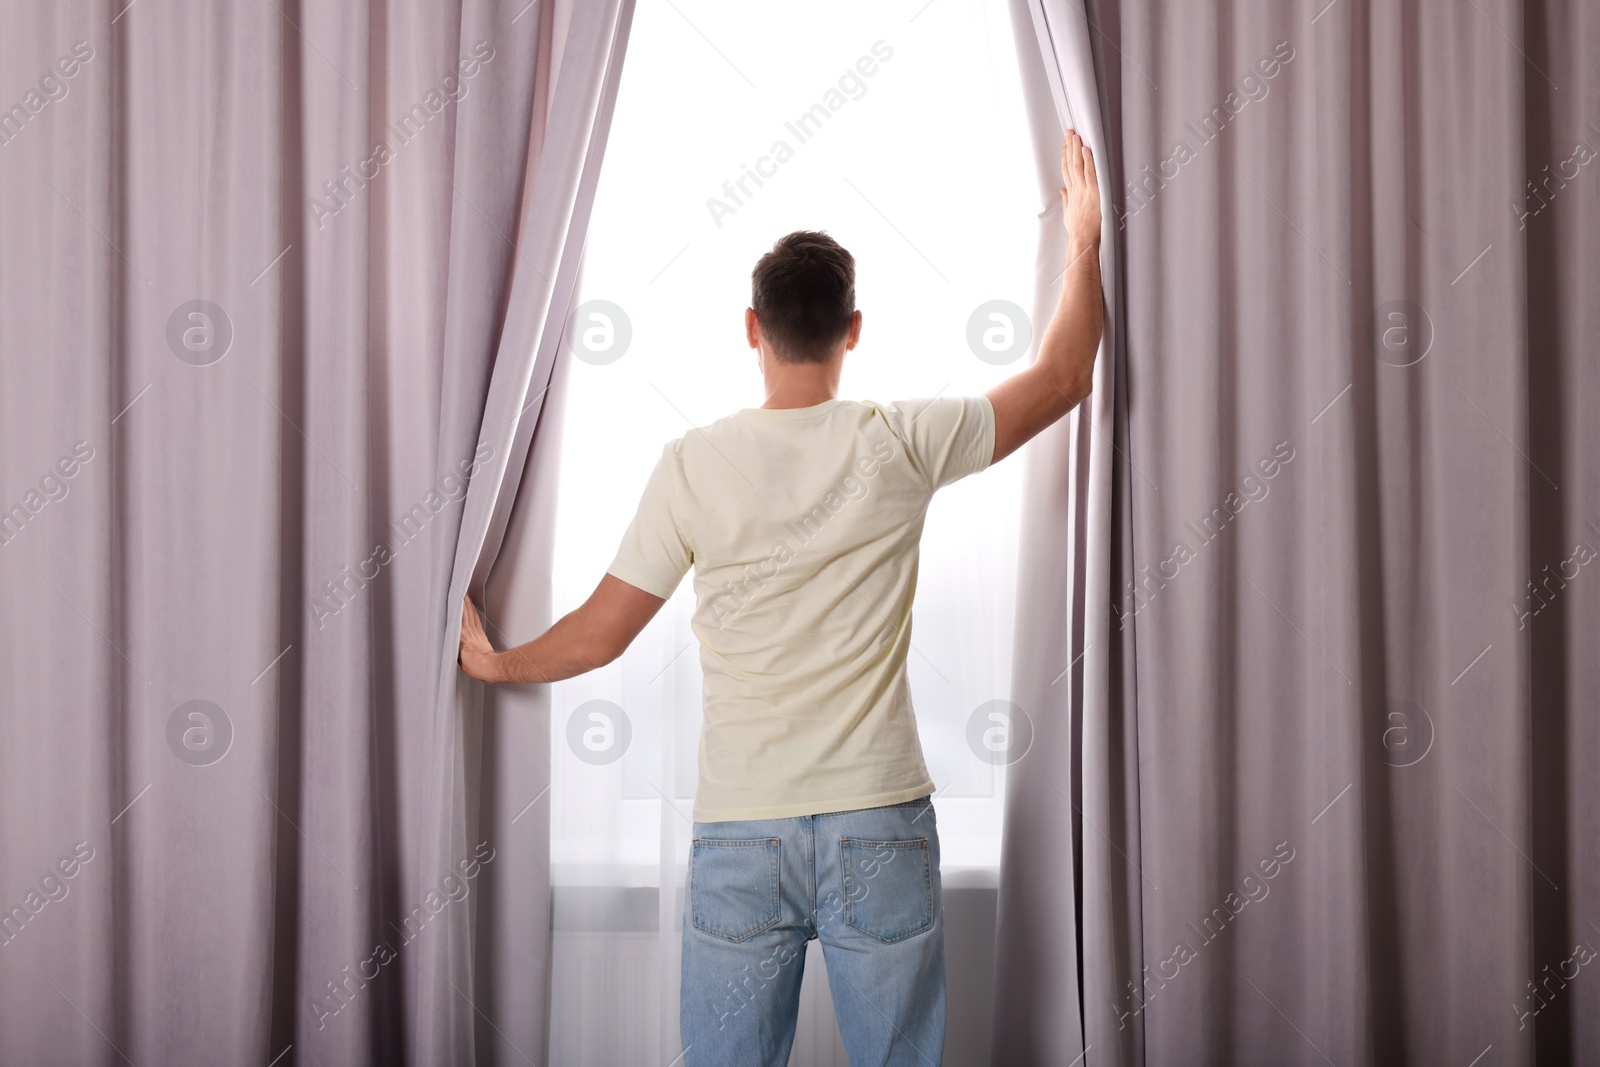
[
  {"left": 745, "top": 307, "right": 761, "bottom": 348},
  {"left": 845, "top": 309, "right": 863, "bottom": 351}
]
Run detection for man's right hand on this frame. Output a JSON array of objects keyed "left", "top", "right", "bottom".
[{"left": 1061, "top": 129, "right": 1102, "bottom": 255}]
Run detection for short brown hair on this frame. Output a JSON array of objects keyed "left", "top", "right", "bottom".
[{"left": 750, "top": 230, "right": 856, "bottom": 364}]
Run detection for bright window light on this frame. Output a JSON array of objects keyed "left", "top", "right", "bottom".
[{"left": 549, "top": 0, "right": 1040, "bottom": 885}]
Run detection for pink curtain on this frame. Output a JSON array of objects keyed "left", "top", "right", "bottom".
[
  {"left": 0, "top": 1, "right": 633, "bottom": 1063},
  {"left": 996, "top": 0, "right": 1600, "bottom": 1062}
]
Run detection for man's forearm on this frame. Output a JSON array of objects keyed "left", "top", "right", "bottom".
[
  {"left": 1036, "top": 238, "right": 1104, "bottom": 400},
  {"left": 460, "top": 574, "right": 666, "bottom": 686},
  {"left": 465, "top": 609, "right": 610, "bottom": 685}
]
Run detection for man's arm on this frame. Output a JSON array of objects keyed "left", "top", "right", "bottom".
[
  {"left": 458, "top": 574, "right": 666, "bottom": 684},
  {"left": 986, "top": 129, "right": 1105, "bottom": 466}
]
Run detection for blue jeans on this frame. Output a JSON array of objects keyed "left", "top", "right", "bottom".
[{"left": 680, "top": 796, "right": 946, "bottom": 1067}]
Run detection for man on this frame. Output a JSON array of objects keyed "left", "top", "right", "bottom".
[{"left": 459, "top": 130, "right": 1102, "bottom": 1065}]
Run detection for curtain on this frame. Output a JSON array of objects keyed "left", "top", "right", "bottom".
[
  {"left": 0, "top": 1, "right": 633, "bottom": 1064},
  {"left": 998, "top": 0, "right": 1599, "bottom": 1063},
  {"left": 994, "top": 0, "right": 1132, "bottom": 1062}
]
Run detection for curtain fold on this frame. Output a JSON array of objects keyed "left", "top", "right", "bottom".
[
  {"left": 0, "top": 1, "right": 632, "bottom": 1064},
  {"left": 428, "top": 0, "right": 636, "bottom": 1062},
  {"left": 998, "top": 0, "right": 1599, "bottom": 1062},
  {"left": 995, "top": 0, "right": 1136, "bottom": 1062}
]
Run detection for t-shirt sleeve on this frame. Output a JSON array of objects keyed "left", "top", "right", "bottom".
[
  {"left": 883, "top": 394, "right": 996, "bottom": 491},
  {"left": 604, "top": 440, "right": 694, "bottom": 600}
]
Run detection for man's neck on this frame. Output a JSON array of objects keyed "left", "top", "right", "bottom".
[{"left": 760, "top": 360, "right": 843, "bottom": 410}]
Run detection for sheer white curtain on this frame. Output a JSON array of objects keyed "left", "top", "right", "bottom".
[{"left": 538, "top": 1, "right": 1042, "bottom": 1061}]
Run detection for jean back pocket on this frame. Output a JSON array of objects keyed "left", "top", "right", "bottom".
[
  {"left": 840, "top": 837, "right": 933, "bottom": 944},
  {"left": 690, "top": 837, "right": 782, "bottom": 943}
]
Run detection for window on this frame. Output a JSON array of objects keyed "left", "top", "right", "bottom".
[{"left": 547, "top": 6, "right": 1038, "bottom": 1053}]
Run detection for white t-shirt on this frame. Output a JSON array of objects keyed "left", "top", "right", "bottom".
[{"left": 605, "top": 394, "right": 996, "bottom": 822}]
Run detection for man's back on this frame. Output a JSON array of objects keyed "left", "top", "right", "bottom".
[{"left": 605, "top": 394, "right": 995, "bottom": 821}]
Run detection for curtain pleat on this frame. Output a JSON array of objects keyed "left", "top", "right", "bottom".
[
  {"left": 426, "top": 1, "right": 636, "bottom": 1062},
  {"left": 995, "top": 0, "right": 1138, "bottom": 1062}
]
